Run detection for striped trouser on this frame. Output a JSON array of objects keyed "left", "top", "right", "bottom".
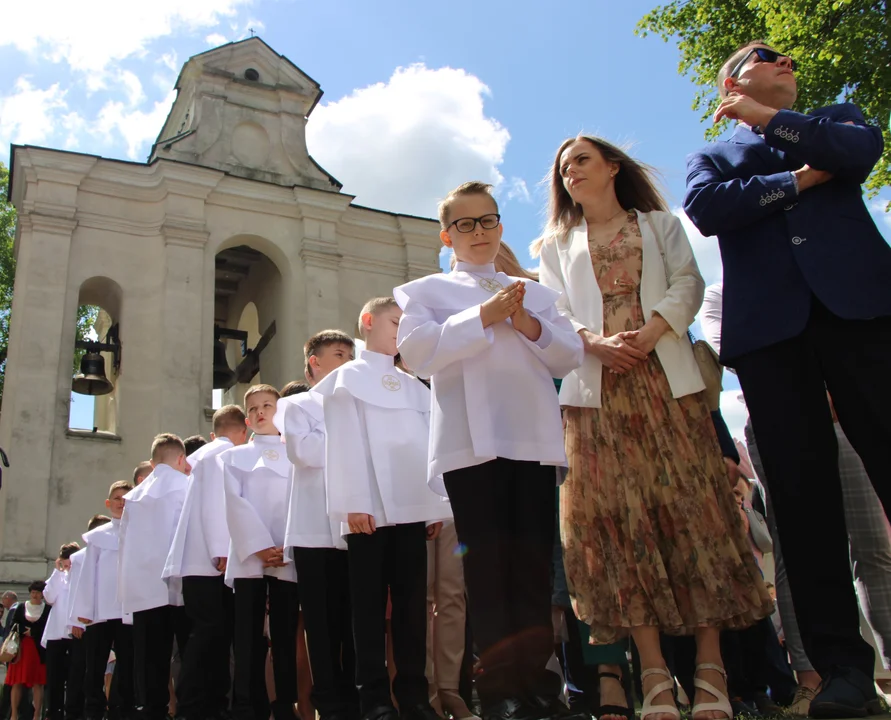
[{"left": 747, "top": 420, "right": 891, "bottom": 674}]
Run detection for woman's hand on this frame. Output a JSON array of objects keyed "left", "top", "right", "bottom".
[
  {"left": 586, "top": 331, "right": 648, "bottom": 374},
  {"left": 625, "top": 315, "right": 671, "bottom": 356}
]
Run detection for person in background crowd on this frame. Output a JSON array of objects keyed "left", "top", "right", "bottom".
[
  {"left": 684, "top": 39, "right": 891, "bottom": 717},
  {"left": 6, "top": 582, "right": 50, "bottom": 720},
  {"left": 538, "top": 134, "right": 770, "bottom": 720}
]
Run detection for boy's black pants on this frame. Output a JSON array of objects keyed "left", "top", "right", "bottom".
[
  {"left": 444, "top": 458, "right": 561, "bottom": 711},
  {"left": 347, "top": 522, "right": 429, "bottom": 714}
]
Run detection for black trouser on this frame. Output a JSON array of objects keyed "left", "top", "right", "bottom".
[
  {"left": 65, "top": 634, "right": 86, "bottom": 720},
  {"left": 292, "top": 547, "right": 359, "bottom": 719},
  {"left": 735, "top": 298, "right": 891, "bottom": 677},
  {"left": 46, "top": 638, "right": 80, "bottom": 720},
  {"left": 177, "top": 575, "right": 234, "bottom": 719},
  {"left": 83, "top": 619, "right": 134, "bottom": 720},
  {"left": 347, "top": 522, "right": 429, "bottom": 714},
  {"left": 132, "top": 605, "right": 190, "bottom": 720},
  {"left": 232, "top": 577, "right": 299, "bottom": 720},
  {"left": 444, "top": 459, "right": 560, "bottom": 711}
]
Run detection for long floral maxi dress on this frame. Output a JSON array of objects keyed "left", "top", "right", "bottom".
[{"left": 561, "top": 212, "right": 772, "bottom": 644}]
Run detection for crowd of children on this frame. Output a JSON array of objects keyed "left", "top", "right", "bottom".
[{"left": 37, "top": 181, "right": 589, "bottom": 720}]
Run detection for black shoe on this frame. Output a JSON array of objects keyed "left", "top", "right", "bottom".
[
  {"left": 730, "top": 698, "right": 761, "bottom": 717},
  {"left": 596, "top": 669, "right": 632, "bottom": 720},
  {"left": 526, "top": 696, "right": 590, "bottom": 720},
  {"left": 362, "top": 706, "right": 400, "bottom": 720},
  {"left": 810, "top": 666, "right": 878, "bottom": 719},
  {"left": 481, "top": 699, "right": 535, "bottom": 720},
  {"left": 399, "top": 705, "right": 442, "bottom": 720}
]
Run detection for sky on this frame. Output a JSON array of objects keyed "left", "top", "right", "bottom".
[{"left": 2, "top": 0, "right": 889, "bottom": 439}]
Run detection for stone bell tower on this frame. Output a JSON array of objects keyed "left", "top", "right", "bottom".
[{"left": 0, "top": 38, "right": 442, "bottom": 583}]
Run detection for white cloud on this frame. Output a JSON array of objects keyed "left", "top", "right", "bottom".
[
  {"left": 673, "top": 207, "right": 723, "bottom": 287},
  {"left": 504, "top": 177, "right": 531, "bottom": 203},
  {"left": 95, "top": 90, "right": 177, "bottom": 160},
  {"left": 0, "top": 78, "right": 76, "bottom": 150},
  {"left": 307, "top": 63, "right": 511, "bottom": 218},
  {"left": 2, "top": 0, "right": 254, "bottom": 75},
  {"left": 206, "top": 33, "right": 227, "bottom": 46}
]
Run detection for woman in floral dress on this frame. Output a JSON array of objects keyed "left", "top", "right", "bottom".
[{"left": 536, "top": 135, "right": 771, "bottom": 720}]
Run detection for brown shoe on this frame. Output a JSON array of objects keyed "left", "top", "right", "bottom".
[{"left": 788, "top": 685, "right": 817, "bottom": 717}]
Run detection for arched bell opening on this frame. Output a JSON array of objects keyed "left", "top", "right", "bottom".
[
  {"left": 214, "top": 241, "right": 284, "bottom": 407},
  {"left": 68, "top": 277, "right": 124, "bottom": 434}
]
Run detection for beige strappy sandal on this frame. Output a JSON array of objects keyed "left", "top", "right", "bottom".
[
  {"left": 641, "top": 667, "right": 681, "bottom": 720},
  {"left": 693, "top": 663, "right": 733, "bottom": 720}
]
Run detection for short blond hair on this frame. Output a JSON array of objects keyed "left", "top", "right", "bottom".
[
  {"left": 438, "top": 181, "right": 499, "bottom": 228},
  {"left": 132, "top": 461, "right": 152, "bottom": 484},
  {"left": 108, "top": 480, "right": 133, "bottom": 499},
  {"left": 213, "top": 405, "right": 247, "bottom": 435},
  {"left": 150, "top": 433, "right": 186, "bottom": 464},
  {"left": 244, "top": 384, "right": 281, "bottom": 408},
  {"left": 357, "top": 297, "right": 399, "bottom": 339},
  {"left": 304, "top": 330, "right": 355, "bottom": 380}
]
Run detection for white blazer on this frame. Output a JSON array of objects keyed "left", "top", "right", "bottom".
[{"left": 538, "top": 209, "right": 706, "bottom": 408}]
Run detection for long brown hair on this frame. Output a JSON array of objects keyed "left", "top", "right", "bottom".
[
  {"left": 449, "top": 241, "right": 538, "bottom": 281},
  {"left": 531, "top": 135, "right": 668, "bottom": 257}
]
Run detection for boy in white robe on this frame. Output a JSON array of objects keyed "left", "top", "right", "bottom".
[
  {"left": 71, "top": 486, "right": 134, "bottom": 720},
  {"left": 313, "top": 298, "right": 452, "bottom": 720},
  {"left": 163, "top": 406, "right": 248, "bottom": 720},
  {"left": 273, "top": 330, "right": 359, "bottom": 720},
  {"left": 118, "top": 434, "right": 191, "bottom": 720},
  {"left": 395, "top": 182, "right": 585, "bottom": 720},
  {"left": 221, "top": 384, "right": 298, "bottom": 720},
  {"left": 43, "top": 542, "right": 81, "bottom": 720}
]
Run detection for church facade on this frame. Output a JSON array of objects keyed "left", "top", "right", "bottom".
[{"left": 0, "top": 38, "right": 441, "bottom": 582}]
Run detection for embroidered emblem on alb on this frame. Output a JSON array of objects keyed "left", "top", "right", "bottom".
[
  {"left": 478, "top": 277, "right": 504, "bottom": 293},
  {"left": 382, "top": 374, "right": 402, "bottom": 391},
  {"left": 262, "top": 449, "right": 280, "bottom": 461}
]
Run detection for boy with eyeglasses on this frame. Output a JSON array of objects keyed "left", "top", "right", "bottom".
[{"left": 395, "top": 181, "right": 584, "bottom": 720}]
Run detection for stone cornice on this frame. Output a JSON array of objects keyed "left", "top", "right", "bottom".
[
  {"left": 293, "top": 186, "right": 352, "bottom": 223},
  {"left": 299, "top": 239, "right": 341, "bottom": 270},
  {"left": 340, "top": 254, "right": 412, "bottom": 279},
  {"left": 162, "top": 220, "right": 210, "bottom": 248},
  {"left": 18, "top": 213, "right": 78, "bottom": 236}
]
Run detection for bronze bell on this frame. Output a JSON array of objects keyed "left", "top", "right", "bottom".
[
  {"left": 213, "top": 338, "right": 236, "bottom": 389},
  {"left": 72, "top": 351, "right": 114, "bottom": 396}
]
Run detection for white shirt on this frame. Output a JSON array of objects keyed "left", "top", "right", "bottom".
[
  {"left": 538, "top": 209, "right": 707, "bottom": 408},
  {"left": 163, "top": 438, "right": 234, "bottom": 580},
  {"left": 395, "top": 264, "right": 584, "bottom": 494},
  {"left": 118, "top": 465, "right": 189, "bottom": 614},
  {"left": 313, "top": 350, "right": 453, "bottom": 529},
  {"left": 221, "top": 435, "right": 297, "bottom": 586},
  {"left": 64, "top": 550, "right": 87, "bottom": 635},
  {"left": 274, "top": 393, "right": 346, "bottom": 551},
  {"left": 700, "top": 282, "right": 724, "bottom": 356},
  {"left": 42, "top": 569, "right": 74, "bottom": 645},
  {"left": 71, "top": 519, "right": 126, "bottom": 624}
]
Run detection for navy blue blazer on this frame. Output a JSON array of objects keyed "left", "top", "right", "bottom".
[{"left": 684, "top": 103, "right": 891, "bottom": 364}]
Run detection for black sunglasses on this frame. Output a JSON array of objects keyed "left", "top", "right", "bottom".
[{"left": 730, "top": 48, "right": 797, "bottom": 79}]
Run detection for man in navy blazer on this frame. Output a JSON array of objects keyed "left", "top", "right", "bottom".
[{"left": 684, "top": 41, "right": 891, "bottom": 718}]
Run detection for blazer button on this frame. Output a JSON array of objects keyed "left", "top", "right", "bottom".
[{"left": 791, "top": 236, "right": 806, "bottom": 245}]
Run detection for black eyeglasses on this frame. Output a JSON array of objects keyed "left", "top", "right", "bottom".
[
  {"left": 729, "top": 48, "right": 797, "bottom": 79},
  {"left": 447, "top": 214, "right": 501, "bottom": 233}
]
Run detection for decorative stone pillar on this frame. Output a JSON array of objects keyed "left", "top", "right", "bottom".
[{"left": 0, "top": 213, "right": 78, "bottom": 581}]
